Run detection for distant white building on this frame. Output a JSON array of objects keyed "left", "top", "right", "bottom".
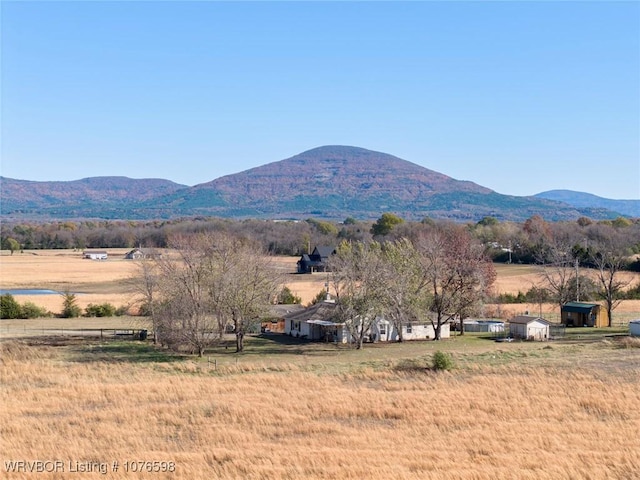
[{"left": 83, "top": 250, "right": 108, "bottom": 260}]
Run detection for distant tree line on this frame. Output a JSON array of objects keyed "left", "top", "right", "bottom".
[{"left": 2, "top": 214, "right": 639, "bottom": 264}]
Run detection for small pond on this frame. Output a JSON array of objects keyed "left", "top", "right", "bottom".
[{"left": 0, "top": 289, "right": 63, "bottom": 295}]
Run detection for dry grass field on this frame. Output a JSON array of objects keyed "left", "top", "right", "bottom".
[
  {"left": 1, "top": 335, "right": 639, "bottom": 479},
  {"left": 2, "top": 249, "right": 640, "bottom": 478}
]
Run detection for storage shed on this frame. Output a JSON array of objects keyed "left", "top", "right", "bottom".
[
  {"left": 630, "top": 320, "right": 640, "bottom": 337},
  {"left": 509, "top": 316, "right": 550, "bottom": 341},
  {"left": 561, "top": 302, "right": 608, "bottom": 327}
]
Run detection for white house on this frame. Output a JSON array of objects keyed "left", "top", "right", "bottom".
[
  {"left": 284, "top": 301, "right": 347, "bottom": 342},
  {"left": 82, "top": 250, "right": 108, "bottom": 260},
  {"left": 509, "top": 316, "right": 550, "bottom": 341},
  {"left": 375, "top": 320, "right": 450, "bottom": 341},
  {"left": 629, "top": 320, "right": 640, "bottom": 337},
  {"left": 283, "top": 301, "right": 450, "bottom": 343}
]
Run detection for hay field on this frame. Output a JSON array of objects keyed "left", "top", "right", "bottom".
[
  {"left": 1, "top": 336, "right": 639, "bottom": 479},
  {"left": 0, "top": 249, "right": 140, "bottom": 313}
]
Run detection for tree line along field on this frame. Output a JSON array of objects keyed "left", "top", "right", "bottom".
[
  {"left": 1, "top": 248, "right": 639, "bottom": 324},
  {"left": 1, "top": 249, "right": 640, "bottom": 478}
]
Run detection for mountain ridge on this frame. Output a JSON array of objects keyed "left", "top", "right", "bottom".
[
  {"left": 535, "top": 190, "right": 639, "bottom": 217},
  {"left": 0, "top": 146, "right": 628, "bottom": 222}
]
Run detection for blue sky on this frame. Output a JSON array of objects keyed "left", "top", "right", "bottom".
[{"left": 1, "top": 1, "right": 639, "bottom": 199}]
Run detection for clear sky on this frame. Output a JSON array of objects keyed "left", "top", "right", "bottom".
[{"left": 1, "top": 1, "right": 639, "bottom": 200}]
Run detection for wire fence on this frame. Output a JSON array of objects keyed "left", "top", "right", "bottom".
[{"left": 0, "top": 327, "right": 151, "bottom": 340}]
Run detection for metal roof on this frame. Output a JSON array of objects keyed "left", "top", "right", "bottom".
[{"left": 562, "top": 302, "right": 599, "bottom": 314}]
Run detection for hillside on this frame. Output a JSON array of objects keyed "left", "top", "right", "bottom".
[
  {"left": 535, "top": 190, "right": 639, "bottom": 217},
  {"left": 0, "top": 176, "right": 188, "bottom": 218},
  {"left": 0, "top": 147, "right": 622, "bottom": 221}
]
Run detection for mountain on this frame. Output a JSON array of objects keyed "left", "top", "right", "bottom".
[
  {"left": 148, "top": 146, "right": 617, "bottom": 221},
  {"left": 0, "top": 176, "right": 188, "bottom": 219},
  {"left": 535, "top": 190, "right": 639, "bottom": 218},
  {"left": 0, "top": 146, "right": 622, "bottom": 221}
]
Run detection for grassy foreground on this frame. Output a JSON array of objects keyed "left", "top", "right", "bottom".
[{"left": 1, "top": 333, "right": 639, "bottom": 479}]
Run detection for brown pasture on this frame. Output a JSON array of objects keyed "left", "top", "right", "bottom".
[{"left": 1, "top": 336, "right": 639, "bottom": 479}]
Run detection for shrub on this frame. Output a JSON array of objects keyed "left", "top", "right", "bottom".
[
  {"left": 432, "top": 351, "right": 454, "bottom": 371},
  {"left": 277, "top": 286, "right": 301, "bottom": 305},
  {"left": 114, "top": 305, "right": 129, "bottom": 316},
  {"left": 137, "top": 302, "right": 153, "bottom": 317},
  {"left": 623, "top": 282, "right": 640, "bottom": 300},
  {"left": 20, "top": 302, "right": 50, "bottom": 319},
  {"left": 85, "top": 303, "right": 116, "bottom": 317},
  {"left": 0, "top": 294, "right": 22, "bottom": 319},
  {"left": 310, "top": 289, "right": 328, "bottom": 305}
]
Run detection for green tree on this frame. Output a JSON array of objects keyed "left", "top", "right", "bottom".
[
  {"left": 60, "top": 292, "right": 82, "bottom": 318},
  {"left": 277, "top": 286, "right": 301, "bottom": 305},
  {"left": 370, "top": 213, "right": 404, "bottom": 237},
  {"left": 0, "top": 294, "right": 22, "bottom": 319},
  {"left": 310, "top": 289, "right": 328, "bottom": 305},
  {"left": 477, "top": 216, "right": 499, "bottom": 227},
  {"left": 85, "top": 303, "right": 116, "bottom": 317},
  {"left": 3, "top": 238, "right": 20, "bottom": 255},
  {"left": 20, "top": 302, "right": 49, "bottom": 319},
  {"left": 329, "top": 241, "right": 387, "bottom": 349},
  {"left": 378, "top": 238, "right": 426, "bottom": 342}
]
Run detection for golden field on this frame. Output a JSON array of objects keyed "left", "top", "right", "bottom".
[
  {"left": 2, "top": 249, "right": 640, "bottom": 479},
  {"left": 1, "top": 335, "right": 640, "bottom": 479}
]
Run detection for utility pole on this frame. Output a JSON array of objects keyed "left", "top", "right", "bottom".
[{"left": 575, "top": 257, "right": 580, "bottom": 302}]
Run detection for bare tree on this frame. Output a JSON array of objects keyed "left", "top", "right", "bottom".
[
  {"left": 536, "top": 240, "right": 576, "bottom": 312},
  {"left": 445, "top": 227, "right": 496, "bottom": 335},
  {"left": 131, "top": 258, "right": 160, "bottom": 344},
  {"left": 413, "top": 225, "right": 495, "bottom": 339},
  {"left": 152, "top": 233, "right": 221, "bottom": 356},
  {"left": 414, "top": 228, "right": 453, "bottom": 341},
  {"left": 590, "top": 243, "right": 631, "bottom": 327},
  {"left": 214, "top": 239, "right": 281, "bottom": 352}
]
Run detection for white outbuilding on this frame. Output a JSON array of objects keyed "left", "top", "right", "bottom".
[
  {"left": 82, "top": 250, "right": 108, "bottom": 260},
  {"left": 509, "top": 316, "right": 550, "bottom": 341}
]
